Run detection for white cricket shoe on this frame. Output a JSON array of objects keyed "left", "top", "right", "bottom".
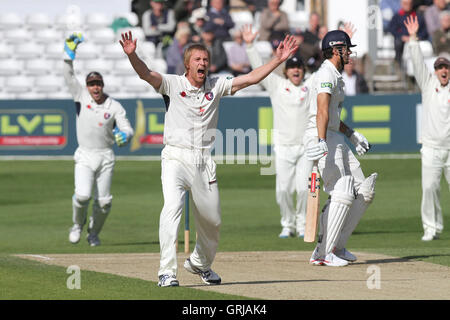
[
  {"left": 322, "top": 253, "right": 349, "bottom": 267},
  {"left": 158, "top": 274, "right": 179, "bottom": 287},
  {"left": 421, "top": 231, "right": 440, "bottom": 241},
  {"left": 310, "top": 248, "right": 348, "bottom": 267},
  {"left": 184, "top": 258, "right": 221, "bottom": 285},
  {"left": 279, "top": 228, "right": 295, "bottom": 238},
  {"left": 87, "top": 233, "right": 101, "bottom": 246},
  {"left": 334, "top": 248, "right": 357, "bottom": 262},
  {"left": 309, "top": 246, "right": 323, "bottom": 265},
  {"left": 297, "top": 230, "right": 305, "bottom": 238},
  {"left": 69, "top": 224, "right": 82, "bottom": 244}
]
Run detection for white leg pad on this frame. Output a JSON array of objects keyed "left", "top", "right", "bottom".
[
  {"left": 336, "top": 173, "right": 378, "bottom": 250},
  {"left": 72, "top": 194, "right": 90, "bottom": 226},
  {"left": 88, "top": 196, "right": 112, "bottom": 235},
  {"left": 325, "top": 175, "right": 355, "bottom": 255}
]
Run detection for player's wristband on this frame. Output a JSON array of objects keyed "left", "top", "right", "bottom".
[{"left": 318, "top": 138, "right": 326, "bottom": 143}]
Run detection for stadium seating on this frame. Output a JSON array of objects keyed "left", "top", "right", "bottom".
[
  {"left": 0, "top": 43, "right": 13, "bottom": 59},
  {"left": 24, "top": 59, "right": 53, "bottom": 76},
  {"left": 0, "top": 13, "right": 23, "bottom": 30},
  {"left": 0, "top": 59, "right": 23, "bottom": 76},
  {"left": 5, "top": 76, "right": 33, "bottom": 93}
]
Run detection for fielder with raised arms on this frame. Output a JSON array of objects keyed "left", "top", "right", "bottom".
[
  {"left": 304, "top": 30, "right": 377, "bottom": 267},
  {"left": 404, "top": 16, "right": 450, "bottom": 241},
  {"left": 63, "top": 34, "right": 134, "bottom": 247},
  {"left": 119, "top": 28, "right": 298, "bottom": 287},
  {"left": 242, "top": 25, "right": 313, "bottom": 239}
]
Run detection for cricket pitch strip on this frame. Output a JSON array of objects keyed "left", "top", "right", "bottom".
[{"left": 17, "top": 251, "right": 450, "bottom": 300}]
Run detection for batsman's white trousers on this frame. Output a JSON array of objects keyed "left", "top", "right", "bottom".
[
  {"left": 421, "top": 145, "right": 450, "bottom": 235},
  {"left": 274, "top": 144, "right": 312, "bottom": 234},
  {"left": 73, "top": 147, "right": 114, "bottom": 226},
  {"left": 305, "top": 131, "right": 368, "bottom": 254},
  {"left": 158, "top": 145, "right": 221, "bottom": 277}
]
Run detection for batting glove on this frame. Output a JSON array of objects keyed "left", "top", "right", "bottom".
[
  {"left": 113, "top": 127, "right": 129, "bottom": 147},
  {"left": 349, "top": 131, "right": 371, "bottom": 156},
  {"left": 64, "top": 33, "right": 84, "bottom": 60},
  {"left": 306, "top": 139, "right": 328, "bottom": 161}
]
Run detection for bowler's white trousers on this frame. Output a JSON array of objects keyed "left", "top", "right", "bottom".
[
  {"left": 421, "top": 145, "right": 450, "bottom": 235},
  {"left": 159, "top": 145, "right": 221, "bottom": 277},
  {"left": 274, "top": 144, "right": 312, "bottom": 234}
]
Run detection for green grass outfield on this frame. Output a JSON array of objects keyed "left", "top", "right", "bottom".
[{"left": 0, "top": 158, "right": 449, "bottom": 299}]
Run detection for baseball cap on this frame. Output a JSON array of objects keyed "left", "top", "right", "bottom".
[
  {"left": 86, "top": 71, "right": 104, "bottom": 85},
  {"left": 285, "top": 55, "right": 305, "bottom": 70},
  {"left": 434, "top": 57, "right": 450, "bottom": 69},
  {"left": 321, "top": 30, "right": 356, "bottom": 50}
]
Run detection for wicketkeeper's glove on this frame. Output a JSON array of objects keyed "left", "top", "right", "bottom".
[
  {"left": 349, "top": 131, "right": 371, "bottom": 156},
  {"left": 306, "top": 139, "right": 328, "bottom": 161},
  {"left": 64, "top": 33, "right": 84, "bottom": 60},
  {"left": 113, "top": 127, "right": 129, "bottom": 147}
]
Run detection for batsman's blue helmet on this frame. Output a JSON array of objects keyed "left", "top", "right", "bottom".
[{"left": 321, "top": 30, "right": 356, "bottom": 51}]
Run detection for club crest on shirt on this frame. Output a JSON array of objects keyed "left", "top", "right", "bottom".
[
  {"left": 104, "top": 112, "right": 111, "bottom": 120},
  {"left": 205, "top": 92, "right": 214, "bottom": 101}
]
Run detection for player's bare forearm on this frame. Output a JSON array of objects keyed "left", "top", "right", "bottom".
[
  {"left": 126, "top": 52, "right": 162, "bottom": 89},
  {"left": 231, "top": 56, "right": 282, "bottom": 94},
  {"left": 316, "top": 93, "right": 330, "bottom": 140},
  {"left": 339, "top": 121, "right": 354, "bottom": 137}
]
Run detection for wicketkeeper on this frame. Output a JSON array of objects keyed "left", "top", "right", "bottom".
[
  {"left": 304, "top": 29, "right": 377, "bottom": 267},
  {"left": 63, "top": 33, "right": 134, "bottom": 246},
  {"left": 404, "top": 16, "right": 450, "bottom": 241}
]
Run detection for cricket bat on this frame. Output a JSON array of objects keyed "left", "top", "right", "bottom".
[{"left": 304, "top": 162, "right": 321, "bottom": 242}]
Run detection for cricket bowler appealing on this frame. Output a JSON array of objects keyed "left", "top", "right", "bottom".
[
  {"left": 63, "top": 34, "right": 134, "bottom": 247},
  {"left": 119, "top": 26, "right": 298, "bottom": 287},
  {"left": 304, "top": 30, "right": 378, "bottom": 267}
]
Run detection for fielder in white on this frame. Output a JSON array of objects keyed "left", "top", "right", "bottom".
[
  {"left": 242, "top": 26, "right": 313, "bottom": 238},
  {"left": 119, "top": 28, "right": 298, "bottom": 287},
  {"left": 305, "top": 30, "right": 377, "bottom": 267},
  {"left": 63, "top": 34, "right": 134, "bottom": 246},
  {"left": 405, "top": 16, "right": 450, "bottom": 241}
]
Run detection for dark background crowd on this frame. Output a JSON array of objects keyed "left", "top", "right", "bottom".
[{"left": 129, "top": 0, "right": 449, "bottom": 95}]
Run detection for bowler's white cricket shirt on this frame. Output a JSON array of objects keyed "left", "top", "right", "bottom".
[
  {"left": 63, "top": 60, "right": 134, "bottom": 150},
  {"left": 305, "top": 59, "right": 346, "bottom": 137},
  {"left": 158, "top": 74, "right": 233, "bottom": 149},
  {"left": 246, "top": 45, "right": 311, "bottom": 146},
  {"left": 409, "top": 40, "right": 450, "bottom": 149}
]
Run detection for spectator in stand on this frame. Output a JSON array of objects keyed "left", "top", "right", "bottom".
[
  {"left": 388, "top": 0, "right": 428, "bottom": 66},
  {"left": 205, "top": 0, "right": 235, "bottom": 41},
  {"left": 381, "top": 0, "right": 401, "bottom": 32},
  {"left": 424, "top": 0, "right": 449, "bottom": 40},
  {"left": 432, "top": 10, "right": 450, "bottom": 56},
  {"left": 142, "top": 0, "right": 177, "bottom": 45},
  {"left": 200, "top": 24, "right": 229, "bottom": 74},
  {"left": 302, "top": 12, "right": 321, "bottom": 46},
  {"left": 166, "top": 26, "right": 191, "bottom": 74},
  {"left": 226, "top": 28, "right": 251, "bottom": 76},
  {"left": 291, "top": 29, "right": 322, "bottom": 73},
  {"left": 174, "top": 0, "right": 195, "bottom": 23},
  {"left": 342, "top": 58, "right": 369, "bottom": 96},
  {"left": 189, "top": 7, "right": 209, "bottom": 43},
  {"left": 258, "top": 0, "right": 290, "bottom": 41}
]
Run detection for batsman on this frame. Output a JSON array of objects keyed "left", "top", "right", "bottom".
[
  {"left": 63, "top": 33, "right": 134, "bottom": 246},
  {"left": 304, "top": 29, "right": 378, "bottom": 266}
]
